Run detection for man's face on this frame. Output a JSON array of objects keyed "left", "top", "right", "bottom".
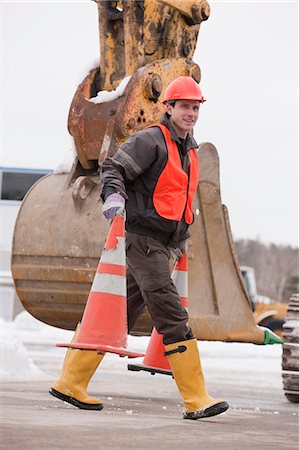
[{"left": 166, "top": 100, "right": 201, "bottom": 138}]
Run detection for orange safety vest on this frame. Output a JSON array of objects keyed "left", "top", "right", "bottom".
[{"left": 151, "top": 124, "right": 199, "bottom": 224}]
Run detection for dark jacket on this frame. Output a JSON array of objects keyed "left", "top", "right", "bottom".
[{"left": 100, "top": 113, "right": 199, "bottom": 246}]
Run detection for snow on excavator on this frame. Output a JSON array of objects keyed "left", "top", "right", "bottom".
[{"left": 11, "top": 0, "right": 281, "bottom": 345}]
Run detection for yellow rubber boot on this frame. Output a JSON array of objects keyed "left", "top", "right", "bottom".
[
  {"left": 49, "top": 326, "right": 104, "bottom": 410},
  {"left": 165, "top": 338, "right": 229, "bottom": 419}
]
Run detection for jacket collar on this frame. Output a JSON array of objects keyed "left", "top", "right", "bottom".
[{"left": 160, "top": 113, "right": 199, "bottom": 151}]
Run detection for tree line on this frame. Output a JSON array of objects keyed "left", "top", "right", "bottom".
[{"left": 235, "top": 239, "right": 299, "bottom": 302}]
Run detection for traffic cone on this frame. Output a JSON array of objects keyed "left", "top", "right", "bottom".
[
  {"left": 57, "top": 215, "right": 144, "bottom": 358},
  {"left": 128, "top": 252, "right": 188, "bottom": 375},
  {"left": 171, "top": 252, "right": 188, "bottom": 311}
]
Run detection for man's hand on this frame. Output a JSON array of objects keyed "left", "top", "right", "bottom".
[
  {"left": 102, "top": 193, "right": 125, "bottom": 221},
  {"left": 169, "top": 240, "right": 188, "bottom": 262},
  {"left": 169, "top": 247, "right": 184, "bottom": 261}
]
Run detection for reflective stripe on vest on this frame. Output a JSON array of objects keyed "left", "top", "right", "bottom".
[{"left": 151, "top": 124, "right": 199, "bottom": 224}]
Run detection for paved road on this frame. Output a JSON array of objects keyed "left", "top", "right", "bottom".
[{"left": 1, "top": 342, "right": 298, "bottom": 449}]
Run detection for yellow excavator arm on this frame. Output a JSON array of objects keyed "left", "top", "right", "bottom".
[{"left": 69, "top": 0, "right": 208, "bottom": 169}]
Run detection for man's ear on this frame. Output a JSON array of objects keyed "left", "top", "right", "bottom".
[{"left": 165, "top": 103, "right": 174, "bottom": 116}]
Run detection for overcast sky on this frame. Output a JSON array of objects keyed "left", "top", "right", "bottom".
[{"left": 1, "top": 1, "right": 298, "bottom": 248}]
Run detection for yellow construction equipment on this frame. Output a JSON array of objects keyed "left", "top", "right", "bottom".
[{"left": 11, "top": 0, "right": 280, "bottom": 345}]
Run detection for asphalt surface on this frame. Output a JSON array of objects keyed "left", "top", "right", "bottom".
[{"left": 1, "top": 343, "right": 298, "bottom": 450}]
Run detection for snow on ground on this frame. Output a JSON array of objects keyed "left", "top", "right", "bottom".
[
  {"left": 0, "top": 313, "right": 72, "bottom": 381},
  {"left": 0, "top": 311, "right": 283, "bottom": 383},
  {"left": 0, "top": 322, "right": 45, "bottom": 381}
]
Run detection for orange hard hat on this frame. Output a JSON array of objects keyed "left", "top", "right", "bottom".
[{"left": 163, "top": 76, "right": 206, "bottom": 104}]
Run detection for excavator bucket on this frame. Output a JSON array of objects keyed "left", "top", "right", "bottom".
[
  {"left": 11, "top": 167, "right": 108, "bottom": 330},
  {"left": 189, "top": 143, "right": 267, "bottom": 344},
  {"left": 10, "top": 0, "right": 280, "bottom": 345}
]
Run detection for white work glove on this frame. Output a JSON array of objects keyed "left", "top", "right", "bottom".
[
  {"left": 102, "top": 193, "right": 125, "bottom": 221},
  {"left": 169, "top": 247, "right": 184, "bottom": 261},
  {"left": 168, "top": 240, "right": 187, "bottom": 262}
]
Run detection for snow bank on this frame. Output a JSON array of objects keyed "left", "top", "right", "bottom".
[
  {"left": 0, "top": 312, "right": 73, "bottom": 381},
  {"left": 0, "top": 311, "right": 148, "bottom": 381},
  {"left": 89, "top": 76, "right": 131, "bottom": 104},
  {"left": 0, "top": 338, "right": 45, "bottom": 381},
  {"left": 1, "top": 317, "right": 47, "bottom": 381},
  {"left": 11, "top": 311, "right": 73, "bottom": 345}
]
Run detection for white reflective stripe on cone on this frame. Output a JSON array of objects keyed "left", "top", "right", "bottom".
[
  {"left": 101, "top": 237, "right": 126, "bottom": 266},
  {"left": 172, "top": 270, "right": 188, "bottom": 298},
  {"left": 91, "top": 272, "right": 126, "bottom": 296}
]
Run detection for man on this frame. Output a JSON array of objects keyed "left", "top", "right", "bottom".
[{"left": 50, "top": 76, "right": 229, "bottom": 420}]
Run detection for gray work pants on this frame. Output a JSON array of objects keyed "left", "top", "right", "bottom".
[{"left": 126, "top": 232, "right": 193, "bottom": 345}]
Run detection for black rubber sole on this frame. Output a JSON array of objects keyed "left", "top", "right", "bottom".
[
  {"left": 49, "top": 388, "right": 104, "bottom": 411},
  {"left": 128, "top": 363, "right": 172, "bottom": 376},
  {"left": 183, "top": 401, "right": 229, "bottom": 420}
]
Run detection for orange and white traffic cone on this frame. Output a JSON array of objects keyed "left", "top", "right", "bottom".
[
  {"left": 128, "top": 252, "right": 188, "bottom": 375},
  {"left": 128, "top": 327, "right": 172, "bottom": 375},
  {"left": 57, "top": 215, "right": 144, "bottom": 358},
  {"left": 171, "top": 252, "right": 188, "bottom": 312}
]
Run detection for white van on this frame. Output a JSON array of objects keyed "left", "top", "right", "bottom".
[{"left": 0, "top": 167, "right": 51, "bottom": 320}]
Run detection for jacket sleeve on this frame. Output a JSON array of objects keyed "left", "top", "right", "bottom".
[{"left": 100, "top": 129, "right": 158, "bottom": 201}]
